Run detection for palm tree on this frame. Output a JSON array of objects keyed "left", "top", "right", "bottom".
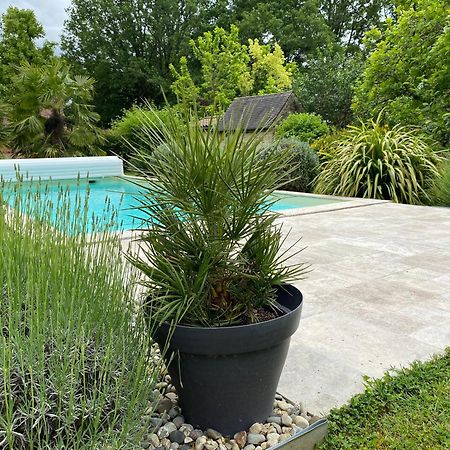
[{"left": 0, "top": 59, "right": 104, "bottom": 157}]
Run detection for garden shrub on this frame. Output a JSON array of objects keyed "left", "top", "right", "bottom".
[
  {"left": 0, "top": 184, "right": 160, "bottom": 449},
  {"left": 107, "top": 105, "right": 179, "bottom": 164},
  {"left": 261, "top": 137, "right": 319, "bottom": 192},
  {"left": 314, "top": 116, "right": 441, "bottom": 204},
  {"left": 310, "top": 132, "right": 341, "bottom": 163},
  {"left": 433, "top": 159, "right": 450, "bottom": 207},
  {"left": 275, "top": 112, "right": 329, "bottom": 143}
]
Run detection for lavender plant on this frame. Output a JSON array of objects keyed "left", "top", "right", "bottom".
[{"left": 0, "top": 181, "right": 161, "bottom": 449}]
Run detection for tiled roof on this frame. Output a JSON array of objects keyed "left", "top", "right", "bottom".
[{"left": 218, "top": 91, "right": 295, "bottom": 131}]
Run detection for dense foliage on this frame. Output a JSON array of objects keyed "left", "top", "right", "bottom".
[
  {"left": 261, "top": 138, "right": 319, "bottom": 192},
  {"left": 0, "top": 184, "right": 160, "bottom": 448},
  {"left": 320, "top": 349, "right": 450, "bottom": 449},
  {"left": 315, "top": 117, "right": 441, "bottom": 204},
  {"left": 215, "top": 1, "right": 390, "bottom": 62},
  {"left": 62, "top": 0, "right": 210, "bottom": 123},
  {"left": 294, "top": 48, "right": 363, "bottom": 127},
  {"left": 320, "top": 0, "right": 392, "bottom": 51},
  {"left": 0, "top": 59, "right": 104, "bottom": 157},
  {"left": 129, "top": 109, "right": 307, "bottom": 327},
  {"left": 353, "top": 0, "right": 450, "bottom": 146},
  {"left": 171, "top": 25, "right": 293, "bottom": 111},
  {"left": 275, "top": 112, "right": 329, "bottom": 143},
  {"left": 310, "top": 132, "right": 341, "bottom": 162},
  {"left": 59, "top": 1, "right": 392, "bottom": 122},
  {"left": 0, "top": 7, "right": 54, "bottom": 97},
  {"left": 107, "top": 105, "right": 179, "bottom": 162}
]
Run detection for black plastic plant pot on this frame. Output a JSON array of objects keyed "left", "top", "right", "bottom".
[{"left": 154, "top": 284, "right": 303, "bottom": 436}]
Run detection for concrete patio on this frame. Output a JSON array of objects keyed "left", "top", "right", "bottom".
[{"left": 278, "top": 201, "right": 450, "bottom": 414}]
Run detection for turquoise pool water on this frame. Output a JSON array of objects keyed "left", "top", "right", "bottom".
[{"left": 4, "top": 177, "right": 343, "bottom": 231}]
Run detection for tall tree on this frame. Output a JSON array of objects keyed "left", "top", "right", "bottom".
[
  {"left": 171, "top": 25, "right": 294, "bottom": 111},
  {"left": 0, "top": 7, "right": 54, "bottom": 96},
  {"left": 294, "top": 47, "right": 363, "bottom": 127},
  {"left": 62, "top": 0, "right": 211, "bottom": 124},
  {"left": 352, "top": 0, "right": 450, "bottom": 146},
  {"left": 219, "top": 0, "right": 334, "bottom": 62},
  {"left": 320, "top": 1, "right": 392, "bottom": 51}
]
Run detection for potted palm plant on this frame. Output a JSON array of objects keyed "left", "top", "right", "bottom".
[{"left": 130, "top": 109, "right": 307, "bottom": 435}]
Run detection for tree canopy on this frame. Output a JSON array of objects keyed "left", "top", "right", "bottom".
[
  {"left": 60, "top": 0, "right": 392, "bottom": 122},
  {"left": 294, "top": 47, "right": 363, "bottom": 127},
  {"left": 352, "top": 0, "right": 450, "bottom": 146},
  {"left": 215, "top": 0, "right": 334, "bottom": 62},
  {"left": 214, "top": 1, "right": 391, "bottom": 61},
  {"left": 61, "top": 0, "right": 211, "bottom": 124},
  {"left": 0, "top": 7, "right": 54, "bottom": 96},
  {"left": 171, "top": 25, "right": 294, "bottom": 111},
  {"left": 320, "top": 1, "right": 392, "bottom": 51}
]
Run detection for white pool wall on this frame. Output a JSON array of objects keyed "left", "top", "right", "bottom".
[{"left": 0, "top": 156, "right": 124, "bottom": 182}]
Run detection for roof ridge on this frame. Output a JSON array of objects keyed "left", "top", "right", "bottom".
[{"left": 229, "top": 91, "right": 293, "bottom": 102}]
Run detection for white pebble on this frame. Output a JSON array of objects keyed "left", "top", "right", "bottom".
[
  {"left": 249, "top": 423, "right": 263, "bottom": 434},
  {"left": 277, "top": 401, "right": 289, "bottom": 411},
  {"left": 148, "top": 433, "right": 160, "bottom": 447},
  {"left": 293, "top": 416, "right": 309, "bottom": 429},
  {"left": 266, "top": 433, "right": 279, "bottom": 447},
  {"left": 229, "top": 440, "right": 240, "bottom": 450},
  {"left": 195, "top": 436, "right": 207, "bottom": 450},
  {"left": 247, "top": 434, "right": 265, "bottom": 445},
  {"left": 281, "top": 415, "right": 292, "bottom": 426},
  {"left": 205, "top": 441, "right": 218, "bottom": 450}
]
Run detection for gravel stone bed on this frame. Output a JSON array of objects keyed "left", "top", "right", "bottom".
[{"left": 141, "top": 374, "right": 321, "bottom": 450}]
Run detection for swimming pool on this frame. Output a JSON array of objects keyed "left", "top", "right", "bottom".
[{"left": 4, "top": 177, "right": 343, "bottom": 231}]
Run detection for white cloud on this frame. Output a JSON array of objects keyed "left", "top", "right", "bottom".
[{"left": 0, "top": 0, "right": 71, "bottom": 43}]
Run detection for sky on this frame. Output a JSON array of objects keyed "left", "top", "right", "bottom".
[{"left": 0, "top": 0, "right": 71, "bottom": 44}]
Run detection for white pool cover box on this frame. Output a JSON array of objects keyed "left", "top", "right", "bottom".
[{"left": 0, "top": 156, "right": 124, "bottom": 182}]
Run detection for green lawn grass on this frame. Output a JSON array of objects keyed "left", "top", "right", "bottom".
[{"left": 320, "top": 348, "right": 450, "bottom": 449}]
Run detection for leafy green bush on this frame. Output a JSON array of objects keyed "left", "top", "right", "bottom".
[
  {"left": 314, "top": 117, "right": 441, "bottom": 204},
  {"left": 320, "top": 349, "right": 450, "bottom": 449},
  {"left": 0, "top": 184, "right": 160, "bottom": 448},
  {"left": 261, "top": 138, "right": 319, "bottom": 192},
  {"left": 129, "top": 109, "right": 307, "bottom": 327},
  {"left": 107, "top": 105, "right": 179, "bottom": 163},
  {"left": 275, "top": 112, "right": 329, "bottom": 143},
  {"left": 433, "top": 159, "right": 450, "bottom": 207}
]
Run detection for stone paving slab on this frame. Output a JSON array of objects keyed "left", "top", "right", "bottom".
[{"left": 277, "top": 202, "right": 450, "bottom": 414}]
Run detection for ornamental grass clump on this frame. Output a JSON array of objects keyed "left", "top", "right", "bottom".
[
  {"left": 0, "top": 182, "right": 161, "bottom": 449},
  {"left": 129, "top": 109, "right": 307, "bottom": 328},
  {"left": 314, "top": 116, "right": 441, "bottom": 204},
  {"left": 433, "top": 159, "right": 450, "bottom": 207}
]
